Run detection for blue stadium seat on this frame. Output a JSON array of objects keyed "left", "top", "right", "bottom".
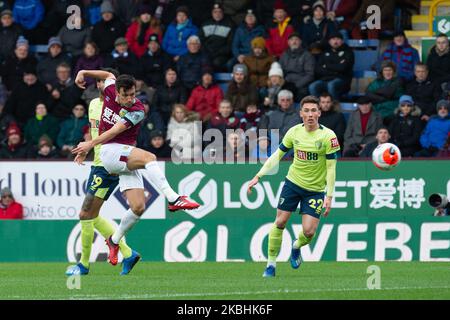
[
  {"left": 340, "top": 102, "right": 358, "bottom": 112},
  {"left": 29, "top": 45, "right": 48, "bottom": 53},
  {"left": 214, "top": 73, "right": 232, "bottom": 93}
]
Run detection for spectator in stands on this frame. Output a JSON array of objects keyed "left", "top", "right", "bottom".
[
  {"left": 231, "top": 9, "right": 266, "bottom": 68},
  {"left": 243, "top": 37, "right": 274, "bottom": 91},
  {"left": 49, "top": 63, "right": 83, "bottom": 120},
  {"left": 222, "top": 0, "right": 252, "bottom": 26},
  {"left": 309, "top": 32, "right": 354, "bottom": 100},
  {"left": 162, "top": 0, "right": 213, "bottom": 28},
  {"left": 225, "top": 63, "right": 258, "bottom": 113},
  {"left": 111, "top": 0, "right": 141, "bottom": 26},
  {"left": 256, "top": 0, "right": 300, "bottom": 29},
  {"left": 162, "top": 6, "right": 199, "bottom": 61},
  {"left": 265, "top": 0, "right": 294, "bottom": 59},
  {"left": 259, "top": 89, "right": 301, "bottom": 140},
  {"left": 4, "top": 66, "right": 48, "bottom": 127},
  {"left": 416, "top": 100, "right": 450, "bottom": 157},
  {"left": 141, "top": 129, "right": 172, "bottom": 158},
  {"left": 0, "top": 9, "right": 22, "bottom": 64},
  {"left": 279, "top": 32, "right": 315, "bottom": 101},
  {"left": 137, "top": 97, "right": 165, "bottom": 148},
  {"left": 359, "top": 127, "right": 391, "bottom": 158},
  {"left": 24, "top": 102, "right": 59, "bottom": 147},
  {"left": 154, "top": 68, "right": 188, "bottom": 125},
  {"left": 140, "top": 34, "right": 173, "bottom": 88},
  {"left": 405, "top": 63, "right": 441, "bottom": 122},
  {"left": 12, "top": 0, "right": 44, "bottom": 34},
  {"left": 379, "top": 31, "right": 420, "bottom": 82},
  {"left": 426, "top": 33, "right": 450, "bottom": 87},
  {"left": 186, "top": 71, "right": 223, "bottom": 122},
  {"left": 56, "top": 103, "right": 89, "bottom": 158},
  {"left": 85, "top": 0, "right": 103, "bottom": 26},
  {"left": 388, "top": 95, "right": 422, "bottom": 157},
  {"left": 261, "top": 62, "right": 297, "bottom": 111},
  {"left": 224, "top": 131, "right": 248, "bottom": 162},
  {"left": 166, "top": 103, "right": 202, "bottom": 162},
  {"left": 37, "top": 37, "right": 72, "bottom": 91},
  {"left": 0, "top": 36, "right": 37, "bottom": 92},
  {"left": 0, "top": 90, "right": 15, "bottom": 143},
  {"left": 57, "top": 15, "right": 91, "bottom": 58},
  {"left": 343, "top": 95, "right": 383, "bottom": 157},
  {"left": 32, "top": 134, "right": 60, "bottom": 159},
  {"left": 351, "top": 0, "right": 395, "bottom": 40},
  {"left": 240, "top": 103, "right": 263, "bottom": 132},
  {"left": 249, "top": 135, "right": 277, "bottom": 161},
  {"left": 74, "top": 42, "right": 104, "bottom": 88},
  {"left": 125, "top": 3, "right": 163, "bottom": 58},
  {"left": 104, "top": 37, "right": 141, "bottom": 78},
  {"left": 318, "top": 92, "right": 346, "bottom": 147},
  {"left": 135, "top": 77, "right": 155, "bottom": 107},
  {"left": 176, "top": 35, "right": 212, "bottom": 91},
  {"left": 0, "top": 187, "right": 23, "bottom": 220},
  {"left": 91, "top": 1, "right": 126, "bottom": 57},
  {"left": 366, "top": 60, "right": 403, "bottom": 124},
  {"left": 301, "top": 1, "right": 336, "bottom": 55},
  {"left": 324, "top": 0, "right": 358, "bottom": 41},
  {"left": 200, "top": 2, "right": 235, "bottom": 72},
  {"left": 0, "top": 124, "right": 29, "bottom": 159},
  {"left": 438, "top": 133, "right": 450, "bottom": 158},
  {"left": 206, "top": 99, "right": 240, "bottom": 138}
]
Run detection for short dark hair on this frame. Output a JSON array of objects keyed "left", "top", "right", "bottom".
[
  {"left": 378, "top": 126, "right": 389, "bottom": 133},
  {"left": 115, "top": 74, "right": 136, "bottom": 92},
  {"left": 415, "top": 62, "right": 428, "bottom": 71},
  {"left": 300, "top": 95, "right": 320, "bottom": 108},
  {"left": 436, "top": 33, "right": 449, "bottom": 39},
  {"left": 319, "top": 92, "right": 332, "bottom": 100}
]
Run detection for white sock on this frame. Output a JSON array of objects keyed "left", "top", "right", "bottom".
[
  {"left": 267, "top": 260, "right": 276, "bottom": 268},
  {"left": 111, "top": 209, "right": 140, "bottom": 244},
  {"left": 144, "top": 161, "right": 179, "bottom": 202}
]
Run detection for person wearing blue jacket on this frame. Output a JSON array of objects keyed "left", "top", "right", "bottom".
[
  {"left": 12, "top": 0, "right": 44, "bottom": 30},
  {"left": 162, "top": 6, "right": 198, "bottom": 61},
  {"left": 57, "top": 103, "right": 89, "bottom": 158},
  {"left": 416, "top": 100, "right": 450, "bottom": 157},
  {"left": 231, "top": 10, "right": 266, "bottom": 67}
]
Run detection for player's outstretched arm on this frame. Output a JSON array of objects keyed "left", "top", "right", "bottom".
[
  {"left": 75, "top": 70, "right": 116, "bottom": 89},
  {"left": 247, "top": 148, "right": 286, "bottom": 194},
  {"left": 72, "top": 121, "right": 127, "bottom": 155},
  {"left": 323, "top": 159, "right": 337, "bottom": 217}
]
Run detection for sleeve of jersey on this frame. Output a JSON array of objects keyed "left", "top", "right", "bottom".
[
  {"left": 256, "top": 148, "right": 286, "bottom": 178},
  {"left": 120, "top": 110, "right": 145, "bottom": 128},
  {"left": 325, "top": 132, "right": 340, "bottom": 160},
  {"left": 325, "top": 131, "right": 339, "bottom": 197},
  {"left": 325, "top": 159, "right": 337, "bottom": 197}
]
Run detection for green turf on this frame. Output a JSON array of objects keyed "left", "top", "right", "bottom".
[{"left": 0, "top": 262, "right": 449, "bottom": 300}]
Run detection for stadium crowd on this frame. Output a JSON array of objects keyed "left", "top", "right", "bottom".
[{"left": 0, "top": 0, "right": 449, "bottom": 161}]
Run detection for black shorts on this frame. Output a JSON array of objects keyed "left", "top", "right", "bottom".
[
  {"left": 277, "top": 179, "right": 325, "bottom": 219},
  {"left": 86, "top": 166, "right": 119, "bottom": 201}
]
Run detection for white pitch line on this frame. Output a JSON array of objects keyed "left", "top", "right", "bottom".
[{"left": 66, "top": 285, "right": 450, "bottom": 300}]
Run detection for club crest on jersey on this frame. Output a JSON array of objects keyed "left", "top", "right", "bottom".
[
  {"left": 315, "top": 141, "right": 323, "bottom": 150},
  {"left": 331, "top": 137, "right": 340, "bottom": 148},
  {"left": 119, "top": 108, "right": 128, "bottom": 118}
]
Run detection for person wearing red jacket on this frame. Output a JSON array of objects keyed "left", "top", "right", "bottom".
[
  {"left": 0, "top": 187, "right": 23, "bottom": 219},
  {"left": 265, "top": 0, "right": 294, "bottom": 58},
  {"left": 186, "top": 72, "right": 224, "bottom": 122},
  {"left": 125, "top": 4, "right": 163, "bottom": 58}
]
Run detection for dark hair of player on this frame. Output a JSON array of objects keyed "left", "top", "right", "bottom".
[
  {"left": 300, "top": 95, "right": 320, "bottom": 108},
  {"left": 115, "top": 74, "right": 136, "bottom": 92}
]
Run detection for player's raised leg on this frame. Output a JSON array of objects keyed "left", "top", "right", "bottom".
[
  {"left": 126, "top": 147, "right": 200, "bottom": 211},
  {"left": 263, "top": 209, "right": 291, "bottom": 278},
  {"left": 106, "top": 187, "right": 144, "bottom": 266}
]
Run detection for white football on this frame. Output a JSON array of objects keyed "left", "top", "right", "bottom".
[{"left": 372, "top": 143, "right": 402, "bottom": 171}]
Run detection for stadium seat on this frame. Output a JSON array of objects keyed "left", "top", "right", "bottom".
[{"left": 214, "top": 72, "right": 232, "bottom": 93}]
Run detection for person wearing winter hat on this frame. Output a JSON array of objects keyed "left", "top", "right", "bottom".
[
  {"left": 243, "top": 37, "right": 274, "bottom": 89},
  {"left": 0, "top": 186, "right": 23, "bottom": 220},
  {"left": 140, "top": 33, "right": 173, "bottom": 88},
  {"left": 125, "top": 2, "right": 162, "bottom": 58},
  {"left": 265, "top": 0, "right": 294, "bottom": 58},
  {"left": 301, "top": 1, "right": 337, "bottom": 52},
  {"left": 0, "top": 123, "right": 30, "bottom": 159},
  {"left": 100, "top": 0, "right": 114, "bottom": 15},
  {"left": 262, "top": 62, "right": 298, "bottom": 111},
  {"left": 226, "top": 64, "right": 258, "bottom": 113},
  {"left": 279, "top": 31, "right": 315, "bottom": 101},
  {"left": 0, "top": 9, "right": 22, "bottom": 63},
  {"left": 416, "top": 99, "right": 450, "bottom": 157}
]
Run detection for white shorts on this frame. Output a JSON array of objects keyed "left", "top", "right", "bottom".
[{"left": 100, "top": 143, "right": 144, "bottom": 192}]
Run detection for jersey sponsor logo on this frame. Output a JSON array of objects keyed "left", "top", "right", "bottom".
[
  {"left": 331, "top": 137, "right": 340, "bottom": 149},
  {"left": 102, "top": 106, "right": 121, "bottom": 125},
  {"left": 297, "top": 150, "right": 319, "bottom": 161}
]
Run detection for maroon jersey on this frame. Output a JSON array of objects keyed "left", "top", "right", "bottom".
[{"left": 99, "top": 79, "right": 145, "bottom": 145}]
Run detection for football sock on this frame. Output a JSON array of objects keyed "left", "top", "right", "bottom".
[
  {"left": 80, "top": 219, "right": 95, "bottom": 268},
  {"left": 293, "top": 230, "right": 314, "bottom": 249},
  {"left": 267, "top": 224, "right": 284, "bottom": 267},
  {"left": 144, "top": 161, "right": 179, "bottom": 203},
  {"left": 111, "top": 209, "right": 140, "bottom": 245},
  {"left": 93, "top": 216, "right": 132, "bottom": 259}
]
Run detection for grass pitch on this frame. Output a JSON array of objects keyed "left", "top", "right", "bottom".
[{"left": 0, "top": 262, "right": 449, "bottom": 300}]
